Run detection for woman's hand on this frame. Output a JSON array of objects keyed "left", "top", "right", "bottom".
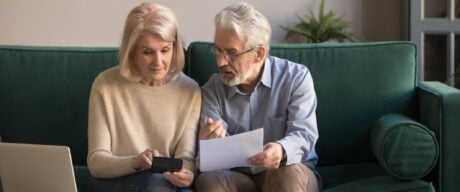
[
  {"left": 131, "top": 149, "right": 163, "bottom": 171},
  {"left": 163, "top": 168, "right": 194, "bottom": 188}
]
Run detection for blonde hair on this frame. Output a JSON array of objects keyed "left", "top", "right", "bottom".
[
  {"left": 215, "top": 2, "right": 271, "bottom": 55},
  {"left": 118, "top": 2, "right": 184, "bottom": 81}
]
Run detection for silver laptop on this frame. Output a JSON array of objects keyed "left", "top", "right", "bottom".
[{"left": 0, "top": 142, "right": 78, "bottom": 192}]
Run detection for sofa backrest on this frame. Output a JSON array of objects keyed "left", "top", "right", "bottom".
[
  {"left": 186, "top": 41, "right": 418, "bottom": 165},
  {"left": 0, "top": 42, "right": 418, "bottom": 167},
  {"left": 0, "top": 46, "right": 118, "bottom": 165}
]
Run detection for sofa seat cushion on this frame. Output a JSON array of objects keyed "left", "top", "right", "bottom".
[
  {"left": 370, "top": 114, "right": 438, "bottom": 180},
  {"left": 317, "top": 162, "right": 434, "bottom": 192},
  {"left": 74, "top": 165, "right": 91, "bottom": 192},
  {"left": 324, "top": 175, "right": 434, "bottom": 192}
]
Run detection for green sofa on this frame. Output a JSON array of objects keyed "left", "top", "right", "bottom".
[{"left": 1, "top": 41, "right": 459, "bottom": 191}]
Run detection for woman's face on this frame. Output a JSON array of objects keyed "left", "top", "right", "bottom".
[{"left": 134, "top": 33, "right": 174, "bottom": 86}]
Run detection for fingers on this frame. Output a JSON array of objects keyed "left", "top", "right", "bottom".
[
  {"left": 163, "top": 168, "right": 194, "bottom": 188},
  {"left": 199, "top": 118, "right": 226, "bottom": 140},
  {"left": 132, "top": 149, "right": 163, "bottom": 170},
  {"left": 207, "top": 117, "right": 214, "bottom": 124},
  {"left": 247, "top": 142, "right": 284, "bottom": 169},
  {"left": 248, "top": 152, "right": 279, "bottom": 169}
]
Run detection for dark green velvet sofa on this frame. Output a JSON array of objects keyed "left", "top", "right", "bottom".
[{"left": 1, "top": 41, "right": 459, "bottom": 192}]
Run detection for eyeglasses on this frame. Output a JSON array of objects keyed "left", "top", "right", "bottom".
[{"left": 210, "top": 45, "right": 256, "bottom": 63}]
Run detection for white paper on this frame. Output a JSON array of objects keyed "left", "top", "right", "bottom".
[{"left": 199, "top": 128, "right": 264, "bottom": 172}]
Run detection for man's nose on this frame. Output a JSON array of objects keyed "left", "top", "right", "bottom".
[{"left": 216, "top": 54, "right": 229, "bottom": 68}]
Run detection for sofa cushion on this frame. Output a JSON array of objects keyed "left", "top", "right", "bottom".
[
  {"left": 0, "top": 45, "right": 118, "bottom": 165},
  {"left": 318, "top": 162, "right": 435, "bottom": 192},
  {"left": 324, "top": 175, "right": 435, "bottom": 192},
  {"left": 74, "top": 165, "right": 91, "bottom": 192},
  {"left": 370, "top": 114, "right": 438, "bottom": 180}
]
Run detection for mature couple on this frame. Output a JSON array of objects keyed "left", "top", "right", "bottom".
[{"left": 87, "top": 2, "right": 320, "bottom": 192}]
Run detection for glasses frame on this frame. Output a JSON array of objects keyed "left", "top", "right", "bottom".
[{"left": 210, "top": 44, "right": 256, "bottom": 63}]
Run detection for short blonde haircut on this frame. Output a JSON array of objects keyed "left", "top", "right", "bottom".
[
  {"left": 215, "top": 2, "right": 271, "bottom": 56},
  {"left": 119, "top": 3, "right": 184, "bottom": 81}
]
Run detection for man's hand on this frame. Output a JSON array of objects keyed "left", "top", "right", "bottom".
[
  {"left": 247, "top": 142, "right": 285, "bottom": 169},
  {"left": 163, "top": 168, "right": 194, "bottom": 188},
  {"left": 199, "top": 118, "right": 226, "bottom": 140},
  {"left": 131, "top": 149, "right": 163, "bottom": 171}
]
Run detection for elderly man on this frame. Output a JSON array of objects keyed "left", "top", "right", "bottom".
[{"left": 195, "top": 2, "right": 321, "bottom": 192}]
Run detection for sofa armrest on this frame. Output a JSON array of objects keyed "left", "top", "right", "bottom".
[
  {"left": 370, "top": 113, "right": 438, "bottom": 180},
  {"left": 417, "top": 81, "right": 460, "bottom": 192}
]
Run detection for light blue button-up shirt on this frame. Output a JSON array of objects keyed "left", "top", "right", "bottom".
[{"left": 200, "top": 55, "right": 318, "bottom": 169}]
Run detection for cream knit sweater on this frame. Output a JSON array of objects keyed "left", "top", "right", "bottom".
[{"left": 87, "top": 67, "right": 201, "bottom": 178}]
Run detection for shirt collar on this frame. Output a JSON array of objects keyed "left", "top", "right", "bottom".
[
  {"left": 260, "top": 57, "right": 272, "bottom": 89},
  {"left": 227, "top": 57, "right": 273, "bottom": 99}
]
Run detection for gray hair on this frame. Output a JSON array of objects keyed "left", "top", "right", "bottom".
[
  {"left": 119, "top": 2, "right": 184, "bottom": 81},
  {"left": 215, "top": 2, "right": 271, "bottom": 54}
]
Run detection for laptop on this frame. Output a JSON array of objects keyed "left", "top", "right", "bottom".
[{"left": 0, "top": 142, "right": 78, "bottom": 192}]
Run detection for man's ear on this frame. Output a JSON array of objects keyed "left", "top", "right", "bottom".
[{"left": 253, "top": 46, "right": 266, "bottom": 63}]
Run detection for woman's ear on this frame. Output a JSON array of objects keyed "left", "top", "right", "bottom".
[{"left": 253, "top": 46, "right": 266, "bottom": 63}]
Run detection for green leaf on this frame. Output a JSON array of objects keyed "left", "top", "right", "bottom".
[{"left": 280, "top": 0, "right": 360, "bottom": 43}]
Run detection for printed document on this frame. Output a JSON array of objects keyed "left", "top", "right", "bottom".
[{"left": 199, "top": 128, "right": 264, "bottom": 172}]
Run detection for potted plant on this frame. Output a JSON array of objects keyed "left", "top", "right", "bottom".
[{"left": 280, "top": 0, "right": 360, "bottom": 43}]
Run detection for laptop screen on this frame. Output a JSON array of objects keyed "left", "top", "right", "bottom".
[{"left": 0, "top": 143, "right": 78, "bottom": 192}]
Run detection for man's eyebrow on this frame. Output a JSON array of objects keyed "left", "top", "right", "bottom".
[
  {"left": 215, "top": 44, "right": 237, "bottom": 52},
  {"left": 222, "top": 47, "right": 238, "bottom": 53}
]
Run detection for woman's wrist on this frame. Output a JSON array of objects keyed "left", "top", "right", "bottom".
[{"left": 131, "top": 157, "right": 142, "bottom": 171}]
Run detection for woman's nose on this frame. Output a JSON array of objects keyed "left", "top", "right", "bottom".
[{"left": 151, "top": 54, "right": 162, "bottom": 66}]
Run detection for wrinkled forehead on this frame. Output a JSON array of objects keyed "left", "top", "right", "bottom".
[{"left": 214, "top": 29, "right": 247, "bottom": 51}]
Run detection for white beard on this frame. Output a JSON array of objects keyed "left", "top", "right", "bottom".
[{"left": 220, "top": 64, "right": 255, "bottom": 87}]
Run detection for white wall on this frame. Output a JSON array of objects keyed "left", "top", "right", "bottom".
[{"left": 0, "top": 0, "right": 404, "bottom": 47}]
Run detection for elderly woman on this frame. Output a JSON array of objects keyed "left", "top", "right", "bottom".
[{"left": 87, "top": 3, "right": 201, "bottom": 191}]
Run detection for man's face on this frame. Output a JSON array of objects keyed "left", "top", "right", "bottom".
[{"left": 213, "top": 29, "right": 257, "bottom": 87}]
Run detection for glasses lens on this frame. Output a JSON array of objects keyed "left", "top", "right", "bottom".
[
  {"left": 227, "top": 53, "right": 237, "bottom": 62},
  {"left": 210, "top": 45, "right": 255, "bottom": 63},
  {"left": 210, "top": 45, "right": 232, "bottom": 61},
  {"left": 210, "top": 45, "right": 217, "bottom": 55}
]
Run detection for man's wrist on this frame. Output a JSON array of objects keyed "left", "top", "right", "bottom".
[
  {"left": 281, "top": 148, "right": 287, "bottom": 164},
  {"left": 276, "top": 142, "right": 287, "bottom": 164}
]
